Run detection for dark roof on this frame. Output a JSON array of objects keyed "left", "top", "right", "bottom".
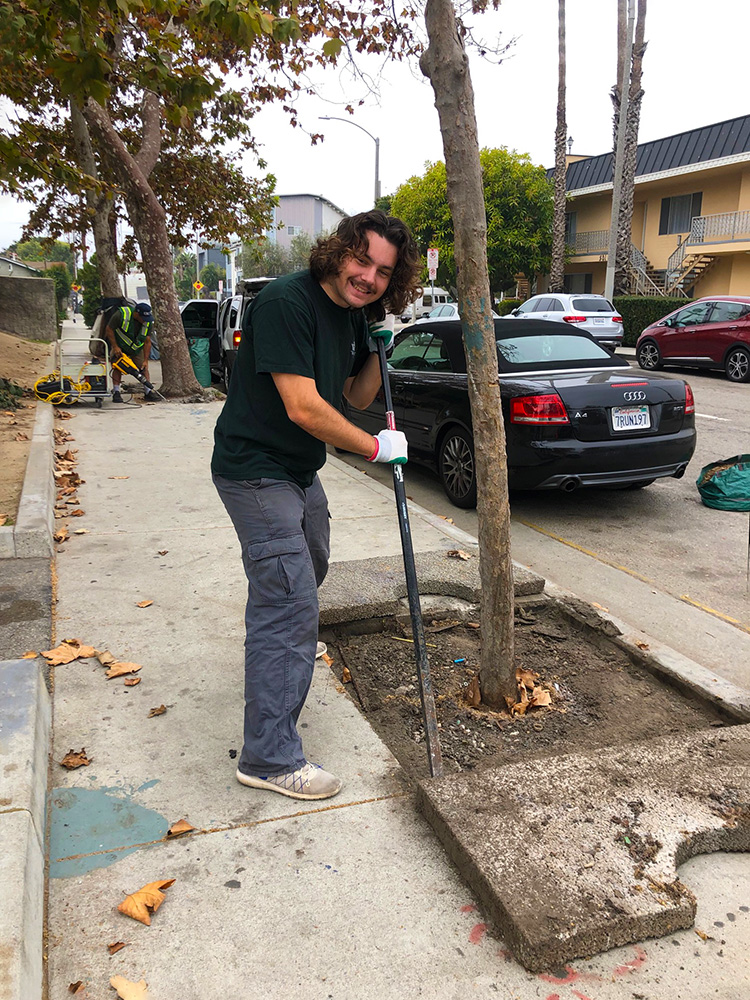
[{"left": 557, "top": 115, "right": 750, "bottom": 191}]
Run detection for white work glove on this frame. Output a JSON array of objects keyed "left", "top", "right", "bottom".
[
  {"left": 367, "top": 314, "right": 395, "bottom": 353},
  {"left": 368, "top": 429, "right": 408, "bottom": 464}
]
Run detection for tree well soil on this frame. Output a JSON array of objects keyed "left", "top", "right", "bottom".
[
  {"left": 0, "top": 331, "right": 53, "bottom": 522},
  {"left": 325, "top": 599, "right": 729, "bottom": 781}
]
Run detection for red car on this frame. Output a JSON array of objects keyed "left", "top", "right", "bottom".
[{"left": 636, "top": 296, "right": 750, "bottom": 383}]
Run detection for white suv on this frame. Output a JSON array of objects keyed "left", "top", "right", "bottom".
[
  {"left": 216, "top": 277, "right": 276, "bottom": 387},
  {"left": 509, "top": 293, "right": 623, "bottom": 350}
]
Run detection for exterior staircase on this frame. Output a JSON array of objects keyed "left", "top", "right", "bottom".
[{"left": 663, "top": 239, "right": 717, "bottom": 297}]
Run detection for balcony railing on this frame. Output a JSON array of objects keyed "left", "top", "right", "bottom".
[
  {"left": 687, "top": 210, "right": 750, "bottom": 245},
  {"left": 566, "top": 230, "right": 609, "bottom": 255}
]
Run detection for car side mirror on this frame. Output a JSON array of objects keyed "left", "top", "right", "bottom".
[{"left": 510, "top": 308, "right": 520, "bottom": 317}]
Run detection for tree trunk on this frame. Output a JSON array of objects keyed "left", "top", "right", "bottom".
[
  {"left": 614, "top": 0, "right": 647, "bottom": 295},
  {"left": 82, "top": 95, "right": 202, "bottom": 398},
  {"left": 69, "top": 100, "right": 122, "bottom": 298},
  {"left": 611, "top": 0, "right": 627, "bottom": 145},
  {"left": 421, "top": 0, "right": 515, "bottom": 709},
  {"left": 549, "top": 0, "right": 567, "bottom": 293}
]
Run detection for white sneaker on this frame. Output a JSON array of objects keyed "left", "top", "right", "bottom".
[
  {"left": 316, "top": 641, "right": 327, "bottom": 659},
  {"left": 236, "top": 762, "right": 342, "bottom": 800}
]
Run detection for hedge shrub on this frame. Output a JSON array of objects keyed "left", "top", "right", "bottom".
[
  {"left": 495, "top": 298, "right": 521, "bottom": 317},
  {"left": 613, "top": 296, "right": 690, "bottom": 346}
]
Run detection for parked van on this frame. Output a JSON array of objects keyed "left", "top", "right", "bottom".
[{"left": 400, "top": 287, "right": 453, "bottom": 323}]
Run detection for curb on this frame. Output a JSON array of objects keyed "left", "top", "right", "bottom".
[
  {"left": 0, "top": 402, "right": 55, "bottom": 559},
  {"left": 0, "top": 658, "right": 52, "bottom": 1000}
]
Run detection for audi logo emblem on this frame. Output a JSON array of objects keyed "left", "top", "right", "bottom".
[{"left": 622, "top": 390, "right": 647, "bottom": 401}]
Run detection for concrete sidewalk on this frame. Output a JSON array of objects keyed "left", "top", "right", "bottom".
[{"left": 33, "top": 393, "right": 748, "bottom": 999}]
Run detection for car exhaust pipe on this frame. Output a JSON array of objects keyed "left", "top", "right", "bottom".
[
  {"left": 673, "top": 464, "right": 687, "bottom": 480},
  {"left": 559, "top": 476, "right": 582, "bottom": 493}
]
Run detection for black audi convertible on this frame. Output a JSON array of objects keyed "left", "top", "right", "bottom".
[{"left": 344, "top": 318, "right": 696, "bottom": 508}]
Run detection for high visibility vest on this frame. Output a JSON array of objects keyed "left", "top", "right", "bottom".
[{"left": 113, "top": 307, "right": 151, "bottom": 354}]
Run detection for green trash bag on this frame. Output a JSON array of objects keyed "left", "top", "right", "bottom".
[
  {"left": 696, "top": 454, "right": 750, "bottom": 511},
  {"left": 187, "top": 336, "right": 211, "bottom": 388}
]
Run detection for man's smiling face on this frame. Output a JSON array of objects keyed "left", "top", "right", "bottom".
[{"left": 321, "top": 231, "right": 397, "bottom": 310}]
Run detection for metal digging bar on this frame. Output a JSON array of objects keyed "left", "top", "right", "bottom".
[{"left": 375, "top": 337, "right": 444, "bottom": 778}]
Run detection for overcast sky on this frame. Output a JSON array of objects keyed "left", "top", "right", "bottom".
[{"left": 2, "top": 0, "right": 749, "bottom": 250}]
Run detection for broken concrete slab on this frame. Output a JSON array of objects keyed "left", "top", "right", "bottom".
[
  {"left": 319, "top": 549, "right": 544, "bottom": 625},
  {"left": 417, "top": 724, "right": 750, "bottom": 972}
]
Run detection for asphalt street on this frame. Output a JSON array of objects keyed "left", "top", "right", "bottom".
[{"left": 338, "top": 359, "right": 750, "bottom": 639}]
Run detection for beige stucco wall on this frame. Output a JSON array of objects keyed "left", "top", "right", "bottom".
[{"left": 0, "top": 274, "right": 56, "bottom": 341}]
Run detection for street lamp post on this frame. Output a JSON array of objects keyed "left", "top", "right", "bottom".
[{"left": 319, "top": 116, "right": 380, "bottom": 207}]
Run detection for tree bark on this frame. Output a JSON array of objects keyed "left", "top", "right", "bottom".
[
  {"left": 614, "top": 0, "right": 647, "bottom": 295},
  {"left": 69, "top": 100, "right": 122, "bottom": 298},
  {"left": 421, "top": 0, "right": 515, "bottom": 708},
  {"left": 549, "top": 0, "right": 567, "bottom": 293},
  {"left": 82, "top": 94, "right": 202, "bottom": 398}
]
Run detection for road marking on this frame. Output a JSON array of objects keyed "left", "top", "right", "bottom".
[
  {"left": 515, "top": 518, "right": 750, "bottom": 634},
  {"left": 695, "top": 412, "right": 730, "bottom": 421}
]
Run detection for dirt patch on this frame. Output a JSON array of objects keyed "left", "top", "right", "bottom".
[
  {"left": 325, "top": 599, "right": 729, "bottom": 781},
  {"left": 0, "top": 330, "right": 54, "bottom": 522}
]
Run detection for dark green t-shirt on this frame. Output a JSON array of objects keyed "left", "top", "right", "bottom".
[{"left": 212, "top": 270, "right": 370, "bottom": 488}]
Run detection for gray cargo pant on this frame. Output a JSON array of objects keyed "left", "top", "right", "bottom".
[{"left": 213, "top": 474, "right": 330, "bottom": 777}]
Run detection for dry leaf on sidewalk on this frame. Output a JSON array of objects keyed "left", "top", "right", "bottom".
[
  {"left": 635, "top": 640, "right": 650, "bottom": 650},
  {"left": 54, "top": 527, "right": 69, "bottom": 544},
  {"left": 107, "top": 941, "right": 127, "bottom": 955},
  {"left": 68, "top": 981, "right": 84, "bottom": 994},
  {"left": 136, "top": 600, "right": 153, "bottom": 608},
  {"left": 74, "top": 528, "right": 89, "bottom": 535},
  {"left": 117, "top": 879, "right": 175, "bottom": 925},
  {"left": 98, "top": 650, "right": 117, "bottom": 667},
  {"left": 0, "top": 514, "right": 7, "bottom": 526},
  {"left": 69, "top": 509, "right": 85, "bottom": 517},
  {"left": 22, "top": 651, "right": 37, "bottom": 659},
  {"left": 41, "top": 640, "right": 97, "bottom": 665},
  {"left": 341, "top": 666, "right": 352, "bottom": 683},
  {"left": 157, "top": 550, "right": 168, "bottom": 556},
  {"left": 166, "top": 818, "right": 194, "bottom": 838},
  {"left": 106, "top": 662, "right": 142, "bottom": 680},
  {"left": 109, "top": 975, "right": 149, "bottom": 999},
  {"left": 148, "top": 704, "right": 166, "bottom": 717},
  {"left": 61, "top": 748, "right": 92, "bottom": 769},
  {"left": 15, "top": 432, "right": 29, "bottom": 441},
  {"left": 109, "top": 476, "right": 130, "bottom": 480},
  {"left": 124, "top": 677, "right": 141, "bottom": 687},
  {"left": 322, "top": 652, "right": 333, "bottom": 666},
  {"left": 446, "top": 549, "right": 472, "bottom": 561}
]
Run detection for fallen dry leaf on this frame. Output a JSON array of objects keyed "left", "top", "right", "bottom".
[
  {"left": 22, "top": 650, "right": 37, "bottom": 659},
  {"left": 467, "top": 622, "right": 480, "bottom": 629},
  {"left": 54, "top": 510, "right": 67, "bottom": 520},
  {"left": 0, "top": 514, "right": 7, "bottom": 526},
  {"left": 124, "top": 677, "right": 141, "bottom": 687},
  {"left": 148, "top": 704, "right": 166, "bottom": 717},
  {"left": 108, "top": 476, "right": 130, "bottom": 480},
  {"left": 109, "top": 975, "right": 149, "bottom": 999},
  {"left": 97, "top": 650, "right": 117, "bottom": 667},
  {"left": 341, "top": 666, "right": 352, "bottom": 683},
  {"left": 117, "top": 879, "right": 175, "bottom": 926},
  {"left": 322, "top": 652, "right": 333, "bottom": 667},
  {"left": 465, "top": 674, "right": 481, "bottom": 708},
  {"left": 54, "top": 410, "right": 73, "bottom": 419},
  {"left": 15, "top": 432, "right": 29, "bottom": 441},
  {"left": 68, "top": 982, "right": 85, "bottom": 995},
  {"left": 157, "top": 550, "right": 168, "bottom": 556},
  {"left": 61, "top": 748, "right": 92, "bottom": 769},
  {"left": 635, "top": 640, "right": 650, "bottom": 650},
  {"left": 136, "top": 600, "right": 153, "bottom": 608},
  {"left": 57, "top": 449, "right": 77, "bottom": 462},
  {"left": 69, "top": 509, "right": 85, "bottom": 517},
  {"left": 41, "top": 640, "right": 97, "bottom": 665},
  {"left": 166, "top": 818, "right": 195, "bottom": 838},
  {"left": 106, "top": 661, "right": 142, "bottom": 679},
  {"left": 107, "top": 941, "right": 127, "bottom": 956},
  {"left": 54, "top": 527, "right": 69, "bottom": 544},
  {"left": 74, "top": 528, "right": 89, "bottom": 534},
  {"left": 528, "top": 686, "right": 552, "bottom": 708},
  {"left": 446, "top": 549, "right": 472, "bottom": 561},
  {"left": 592, "top": 602, "right": 609, "bottom": 613},
  {"left": 517, "top": 668, "right": 539, "bottom": 690},
  {"left": 438, "top": 515, "right": 455, "bottom": 523}
]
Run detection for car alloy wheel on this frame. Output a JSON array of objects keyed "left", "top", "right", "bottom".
[
  {"left": 223, "top": 356, "right": 234, "bottom": 390},
  {"left": 637, "top": 340, "right": 662, "bottom": 371},
  {"left": 725, "top": 346, "right": 750, "bottom": 383},
  {"left": 438, "top": 426, "right": 477, "bottom": 508}
]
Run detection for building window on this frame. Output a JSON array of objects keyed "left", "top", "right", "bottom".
[
  {"left": 287, "top": 225, "right": 302, "bottom": 236},
  {"left": 659, "top": 193, "right": 702, "bottom": 236},
  {"left": 563, "top": 273, "right": 592, "bottom": 294}
]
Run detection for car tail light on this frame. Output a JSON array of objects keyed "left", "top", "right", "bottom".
[
  {"left": 684, "top": 383, "right": 695, "bottom": 415},
  {"left": 613, "top": 316, "right": 623, "bottom": 323},
  {"left": 233, "top": 330, "right": 242, "bottom": 347},
  {"left": 510, "top": 393, "right": 569, "bottom": 424},
  {"left": 562, "top": 314, "right": 587, "bottom": 323}
]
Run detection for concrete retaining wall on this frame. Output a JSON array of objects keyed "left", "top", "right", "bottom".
[{"left": 0, "top": 275, "right": 56, "bottom": 341}]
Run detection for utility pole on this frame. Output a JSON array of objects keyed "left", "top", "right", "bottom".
[{"left": 604, "top": 0, "right": 635, "bottom": 301}]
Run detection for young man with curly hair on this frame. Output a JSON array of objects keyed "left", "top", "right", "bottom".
[{"left": 212, "top": 210, "right": 422, "bottom": 801}]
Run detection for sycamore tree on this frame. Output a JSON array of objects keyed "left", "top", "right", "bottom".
[
  {"left": 392, "top": 149, "right": 553, "bottom": 298},
  {"left": 0, "top": 0, "right": 416, "bottom": 396}
]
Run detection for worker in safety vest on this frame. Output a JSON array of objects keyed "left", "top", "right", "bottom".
[{"left": 104, "top": 302, "right": 156, "bottom": 403}]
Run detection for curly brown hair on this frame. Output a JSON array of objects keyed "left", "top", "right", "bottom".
[{"left": 309, "top": 210, "right": 422, "bottom": 317}]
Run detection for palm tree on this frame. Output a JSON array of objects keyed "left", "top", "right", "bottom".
[{"left": 549, "top": 0, "right": 567, "bottom": 293}]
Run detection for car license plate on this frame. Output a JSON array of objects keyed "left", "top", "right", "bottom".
[
  {"left": 612, "top": 405, "right": 650, "bottom": 431},
  {"left": 593, "top": 318, "right": 606, "bottom": 325}
]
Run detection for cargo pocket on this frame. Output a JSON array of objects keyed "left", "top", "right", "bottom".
[{"left": 246, "top": 534, "right": 313, "bottom": 605}]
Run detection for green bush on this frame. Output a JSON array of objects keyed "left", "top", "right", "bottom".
[
  {"left": 613, "top": 296, "right": 690, "bottom": 346},
  {"left": 495, "top": 298, "right": 521, "bottom": 317},
  {"left": 79, "top": 257, "right": 102, "bottom": 328},
  {"left": 0, "top": 377, "right": 24, "bottom": 410}
]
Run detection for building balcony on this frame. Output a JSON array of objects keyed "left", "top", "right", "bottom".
[{"left": 685, "top": 210, "right": 750, "bottom": 253}]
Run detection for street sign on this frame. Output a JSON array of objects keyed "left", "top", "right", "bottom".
[
  {"left": 427, "top": 247, "right": 439, "bottom": 270},
  {"left": 71, "top": 284, "right": 81, "bottom": 292},
  {"left": 428, "top": 268, "right": 437, "bottom": 280},
  {"left": 193, "top": 280, "right": 204, "bottom": 291}
]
